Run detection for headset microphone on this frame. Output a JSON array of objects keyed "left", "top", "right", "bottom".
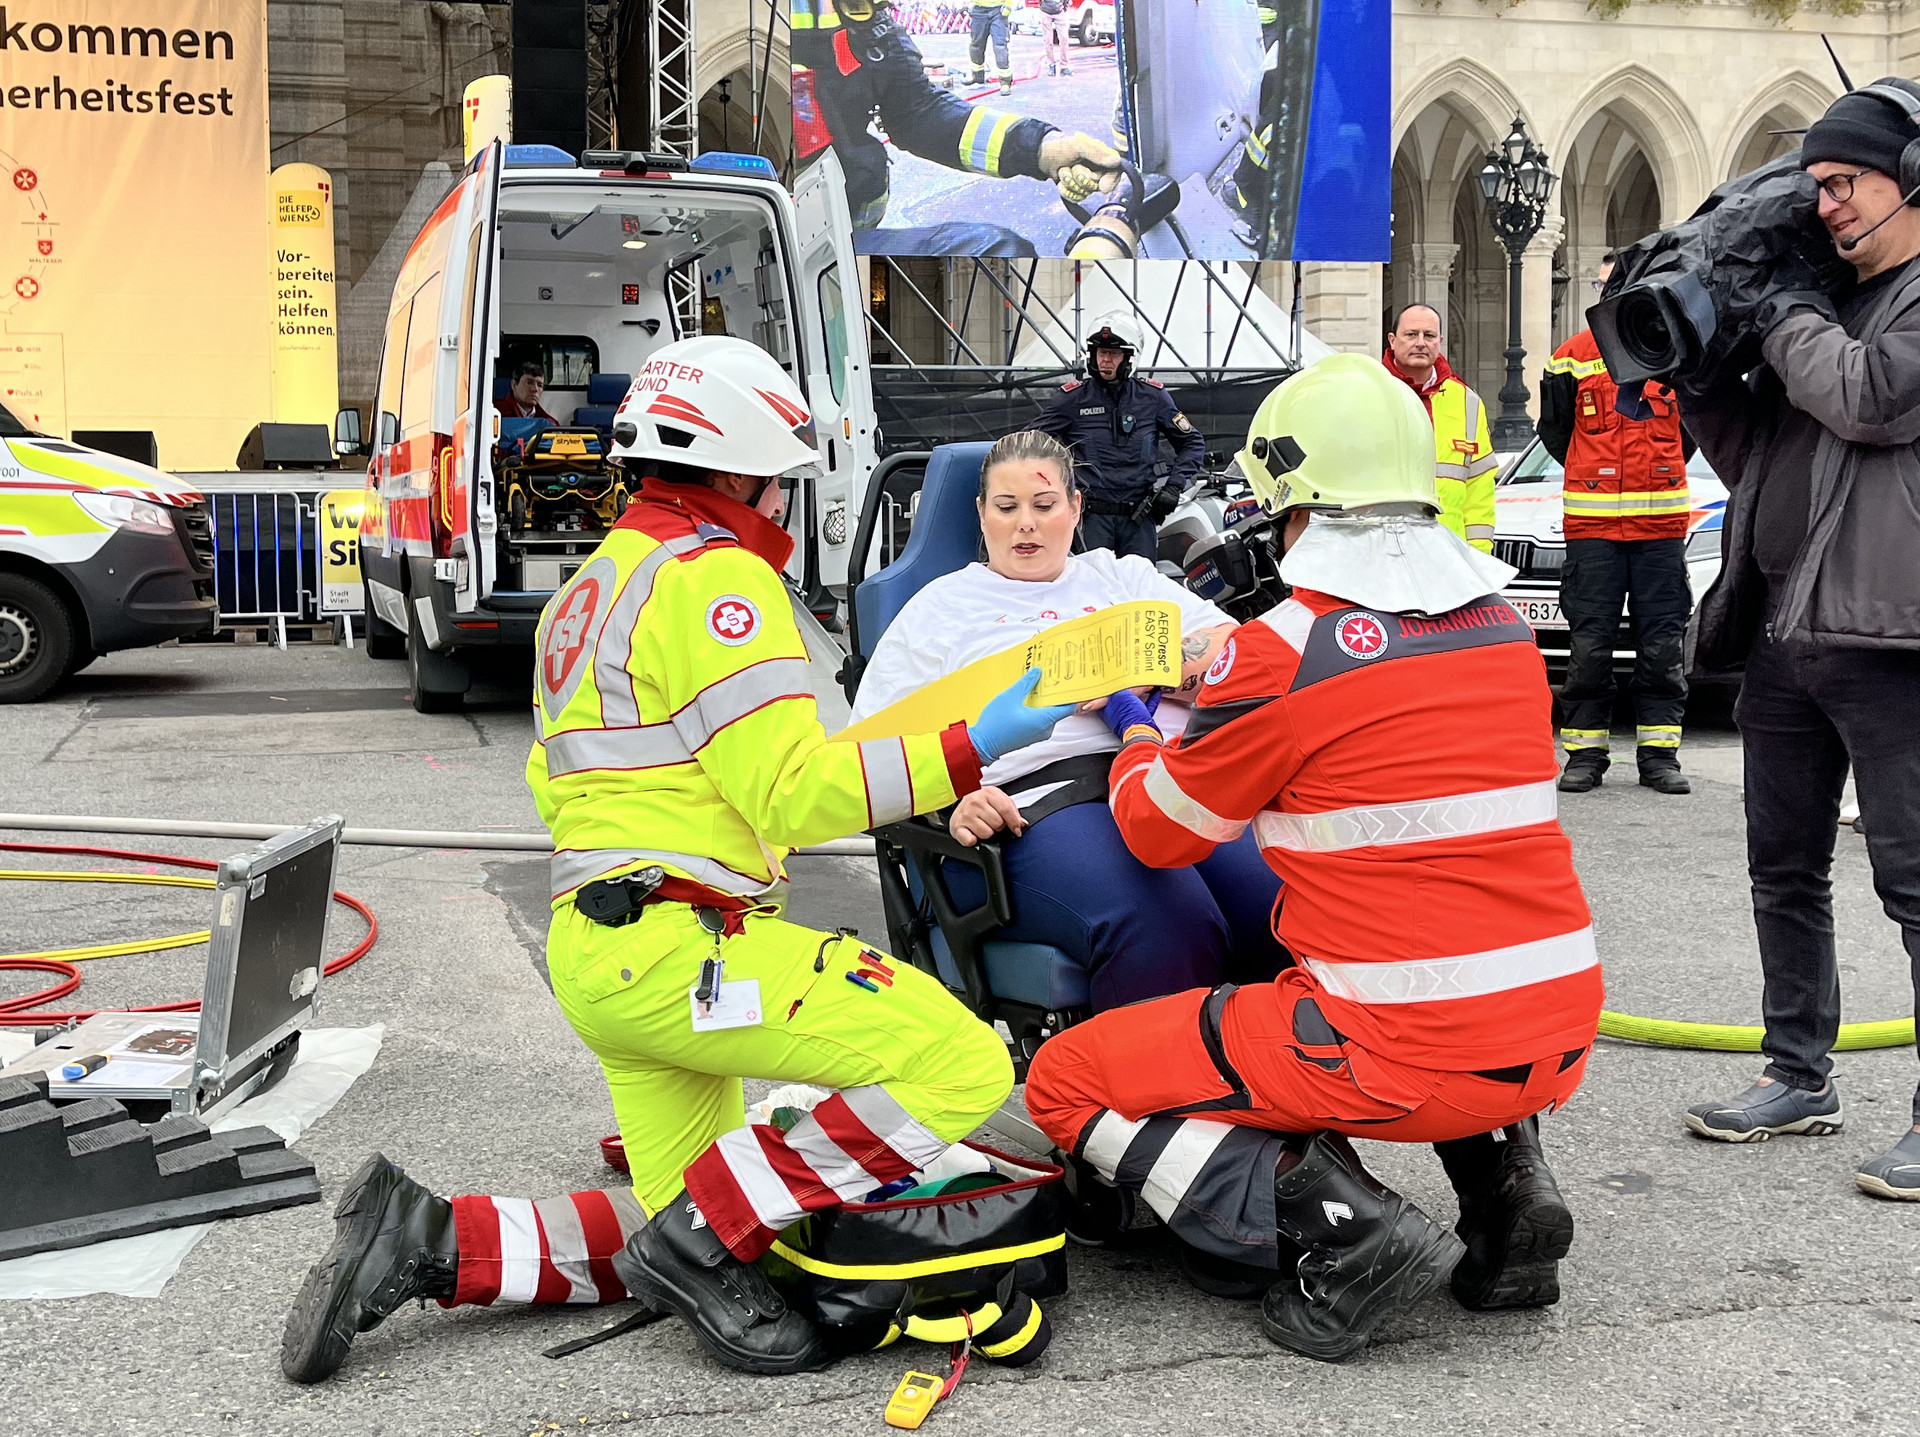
[{"left": 1838, "top": 181, "right": 1920, "bottom": 249}]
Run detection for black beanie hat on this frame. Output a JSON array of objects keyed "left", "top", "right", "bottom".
[{"left": 1801, "top": 82, "right": 1919, "bottom": 179}]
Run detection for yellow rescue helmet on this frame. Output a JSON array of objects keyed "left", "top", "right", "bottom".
[{"left": 1236, "top": 354, "right": 1440, "bottom": 517}]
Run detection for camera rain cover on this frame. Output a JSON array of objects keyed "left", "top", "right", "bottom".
[{"left": 1591, "top": 153, "right": 1855, "bottom": 394}]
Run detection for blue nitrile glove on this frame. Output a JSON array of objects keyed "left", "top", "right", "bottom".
[
  {"left": 1099, "top": 688, "right": 1162, "bottom": 743},
  {"left": 968, "top": 669, "right": 1078, "bottom": 765}
]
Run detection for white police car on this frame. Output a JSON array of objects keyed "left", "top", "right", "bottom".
[{"left": 1492, "top": 438, "right": 1728, "bottom": 673}]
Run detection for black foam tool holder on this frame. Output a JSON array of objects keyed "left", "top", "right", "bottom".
[{"left": 0, "top": 1073, "right": 322, "bottom": 1261}]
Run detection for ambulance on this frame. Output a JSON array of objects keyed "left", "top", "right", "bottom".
[
  {"left": 0, "top": 406, "right": 216, "bottom": 703},
  {"left": 352, "top": 143, "right": 875, "bottom": 713}
]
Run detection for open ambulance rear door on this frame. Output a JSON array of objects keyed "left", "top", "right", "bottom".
[
  {"left": 790, "top": 149, "right": 878, "bottom": 597},
  {"left": 445, "top": 140, "right": 505, "bottom": 613}
]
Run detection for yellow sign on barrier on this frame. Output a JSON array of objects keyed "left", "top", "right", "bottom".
[
  {"left": 836, "top": 601, "right": 1179, "bottom": 744},
  {"left": 319, "top": 488, "right": 365, "bottom": 613}
]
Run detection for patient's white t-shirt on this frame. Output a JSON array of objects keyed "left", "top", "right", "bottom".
[{"left": 851, "top": 550, "right": 1233, "bottom": 798}]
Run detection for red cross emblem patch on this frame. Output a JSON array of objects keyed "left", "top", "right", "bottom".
[
  {"left": 542, "top": 577, "right": 603, "bottom": 697},
  {"left": 707, "top": 595, "right": 761, "bottom": 646},
  {"left": 1334, "top": 612, "right": 1389, "bottom": 661}
]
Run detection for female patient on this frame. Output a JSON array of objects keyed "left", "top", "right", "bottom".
[{"left": 851, "top": 429, "right": 1287, "bottom": 1009}]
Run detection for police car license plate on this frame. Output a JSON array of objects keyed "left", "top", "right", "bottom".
[{"left": 1507, "top": 594, "right": 1566, "bottom": 630}]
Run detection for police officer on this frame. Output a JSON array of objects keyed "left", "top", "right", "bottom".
[
  {"left": 1034, "top": 315, "right": 1206, "bottom": 561},
  {"left": 280, "top": 337, "right": 1075, "bottom": 1383},
  {"left": 791, "top": 0, "right": 1119, "bottom": 231}
]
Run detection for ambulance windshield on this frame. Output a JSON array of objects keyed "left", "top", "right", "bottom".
[{"left": 0, "top": 400, "right": 34, "bottom": 437}]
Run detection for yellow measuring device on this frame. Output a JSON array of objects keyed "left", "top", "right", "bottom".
[{"left": 884, "top": 1370, "right": 945, "bottom": 1430}]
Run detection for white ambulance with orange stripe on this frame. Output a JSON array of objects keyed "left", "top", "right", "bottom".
[
  {"left": 354, "top": 142, "right": 876, "bottom": 713},
  {"left": 0, "top": 404, "right": 216, "bottom": 703}
]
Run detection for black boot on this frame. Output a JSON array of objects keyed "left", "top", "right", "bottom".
[
  {"left": 1557, "top": 748, "right": 1608, "bottom": 793},
  {"left": 1177, "top": 1239, "right": 1286, "bottom": 1300},
  {"left": 1259, "top": 1133, "right": 1462, "bottom": 1362},
  {"left": 611, "top": 1189, "right": 831, "bottom": 1375},
  {"left": 1437, "top": 1119, "right": 1574, "bottom": 1310},
  {"left": 1060, "top": 1153, "right": 1135, "bottom": 1246},
  {"left": 280, "top": 1154, "right": 458, "bottom": 1384},
  {"left": 1637, "top": 746, "right": 1691, "bottom": 795}
]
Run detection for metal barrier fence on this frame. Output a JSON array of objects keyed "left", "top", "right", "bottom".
[{"left": 182, "top": 477, "right": 360, "bottom": 649}]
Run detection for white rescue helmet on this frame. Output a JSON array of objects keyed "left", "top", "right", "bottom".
[
  {"left": 609, "top": 336, "right": 819, "bottom": 477},
  {"left": 1085, "top": 312, "right": 1142, "bottom": 355}
]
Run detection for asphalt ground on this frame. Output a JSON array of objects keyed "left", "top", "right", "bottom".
[
  {"left": 870, "top": 33, "right": 1249, "bottom": 258},
  {"left": 1, "top": 641, "right": 1917, "bottom": 1436}
]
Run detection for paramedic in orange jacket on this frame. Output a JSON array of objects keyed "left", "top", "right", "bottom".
[{"left": 1025, "top": 355, "right": 1604, "bottom": 1363}]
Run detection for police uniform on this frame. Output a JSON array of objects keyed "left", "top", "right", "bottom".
[
  {"left": 1033, "top": 374, "right": 1206, "bottom": 561},
  {"left": 791, "top": 0, "right": 1055, "bottom": 230}
]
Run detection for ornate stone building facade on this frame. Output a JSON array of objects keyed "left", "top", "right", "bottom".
[
  {"left": 272, "top": 2, "right": 1919, "bottom": 419},
  {"left": 269, "top": 1, "right": 509, "bottom": 415}
]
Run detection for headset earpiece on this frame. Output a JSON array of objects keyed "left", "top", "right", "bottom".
[{"left": 1858, "top": 80, "right": 1920, "bottom": 203}]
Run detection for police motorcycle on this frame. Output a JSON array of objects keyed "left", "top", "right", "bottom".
[{"left": 1157, "top": 460, "right": 1288, "bottom": 622}]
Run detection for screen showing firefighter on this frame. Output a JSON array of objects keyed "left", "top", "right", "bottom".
[{"left": 790, "top": 0, "right": 1389, "bottom": 262}]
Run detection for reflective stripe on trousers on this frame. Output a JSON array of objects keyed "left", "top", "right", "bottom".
[
  {"left": 1252, "top": 779, "right": 1557, "bottom": 853},
  {"left": 1302, "top": 926, "right": 1598, "bottom": 1004}
]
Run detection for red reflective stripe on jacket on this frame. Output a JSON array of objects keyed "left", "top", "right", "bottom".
[
  {"left": 1108, "top": 589, "right": 1600, "bottom": 1069},
  {"left": 1554, "top": 328, "right": 1690, "bottom": 541}
]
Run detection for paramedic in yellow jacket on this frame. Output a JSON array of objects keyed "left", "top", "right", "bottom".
[
  {"left": 281, "top": 337, "right": 1074, "bottom": 1384},
  {"left": 1382, "top": 303, "right": 1498, "bottom": 553}
]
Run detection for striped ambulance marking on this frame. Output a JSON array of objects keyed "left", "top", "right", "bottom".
[
  {"left": 1303, "top": 925, "right": 1598, "bottom": 1004},
  {"left": 1253, "top": 779, "right": 1558, "bottom": 853}
]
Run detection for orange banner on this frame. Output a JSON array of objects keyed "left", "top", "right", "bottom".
[{"left": 0, "top": 2, "right": 272, "bottom": 469}]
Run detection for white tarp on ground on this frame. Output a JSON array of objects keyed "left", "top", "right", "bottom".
[
  {"left": 1011, "top": 261, "right": 1335, "bottom": 372},
  {"left": 0, "top": 1025, "right": 384, "bottom": 1301}
]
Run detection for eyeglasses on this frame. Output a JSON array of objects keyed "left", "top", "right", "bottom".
[{"left": 1814, "top": 168, "right": 1875, "bottom": 204}]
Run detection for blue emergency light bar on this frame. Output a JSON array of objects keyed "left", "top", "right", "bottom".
[
  {"left": 504, "top": 144, "right": 578, "bottom": 167},
  {"left": 690, "top": 152, "right": 779, "bottom": 182}
]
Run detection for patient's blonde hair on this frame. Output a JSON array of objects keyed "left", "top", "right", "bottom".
[{"left": 979, "top": 430, "right": 1079, "bottom": 499}]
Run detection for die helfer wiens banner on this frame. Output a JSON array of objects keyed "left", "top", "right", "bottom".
[
  {"left": 0, "top": 2, "right": 272, "bottom": 469},
  {"left": 792, "top": 0, "right": 1389, "bottom": 262}
]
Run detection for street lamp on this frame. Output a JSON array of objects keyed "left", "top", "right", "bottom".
[
  {"left": 1479, "top": 114, "right": 1558, "bottom": 451},
  {"left": 718, "top": 76, "right": 732, "bottom": 151}
]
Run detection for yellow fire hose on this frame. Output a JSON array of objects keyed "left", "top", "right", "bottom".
[
  {"left": 1598, "top": 1010, "right": 1914, "bottom": 1053},
  {"left": 4, "top": 841, "right": 1911, "bottom": 1056},
  {"left": 0, "top": 868, "right": 214, "bottom": 965}
]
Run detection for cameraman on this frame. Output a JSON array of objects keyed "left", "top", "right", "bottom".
[{"left": 1681, "top": 83, "right": 1920, "bottom": 1201}]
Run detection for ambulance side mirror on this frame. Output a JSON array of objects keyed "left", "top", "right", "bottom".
[{"left": 333, "top": 407, "right": 364, "bottom": 456}]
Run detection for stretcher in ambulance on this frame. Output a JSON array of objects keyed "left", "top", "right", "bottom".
[{"left": 352, "top": 143, "right": 876, "bottom": 712}]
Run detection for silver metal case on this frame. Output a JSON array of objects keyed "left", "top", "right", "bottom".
[{"left": 192, "top": 816, "right": 344, "bottom": 1110}]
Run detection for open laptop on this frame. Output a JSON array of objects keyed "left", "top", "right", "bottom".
[{"left": 2, "top": 817, "right": 344, "bottom": 1120}]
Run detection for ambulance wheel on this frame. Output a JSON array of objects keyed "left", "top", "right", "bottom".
[
  {"left": 0, "top": 573, "right": 73, "bottom": 704},
  {"left": 405, "top": 599, "right": 468, "bottom": 714},
  {"left": 362, "top": 583, "right": 406, "bottom": 661}
]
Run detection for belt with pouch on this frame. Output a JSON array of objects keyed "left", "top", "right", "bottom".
[
  {"left": 575, "top": 866, "right": 757, "bottom": 933},
  {"left": 1082, "top": 495, "right": 1147, "bottom": 517}
]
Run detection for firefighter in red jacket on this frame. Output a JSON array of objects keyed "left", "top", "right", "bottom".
[
  {"left": 1024, "top": 354, "right": 1604, "bottom": 1362},
  {"left": 1539, "top": 251, "right": 1696, "bottom": 796}
]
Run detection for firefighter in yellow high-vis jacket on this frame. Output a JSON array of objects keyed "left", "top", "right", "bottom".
[{"left": 280, "top": 337, "right": 1073, "bottom": 1386}]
